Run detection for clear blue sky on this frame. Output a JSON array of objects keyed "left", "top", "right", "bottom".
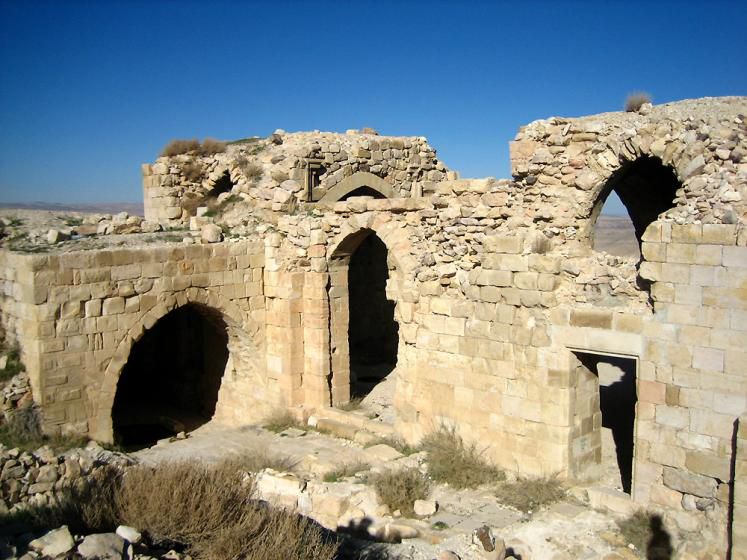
[{"left": 1, "top": 0, "right": 745, "bottom": 214}]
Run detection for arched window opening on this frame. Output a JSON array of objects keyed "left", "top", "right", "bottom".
[
  {"left": 348, "top": 233, "right": 399, "bottom": 399},
  {"left": 592, "top": 156, "right": 680, "bottom": 257},
  {"left": 112, "top": 303, "right": 229, "bottom": 450},
  {"left": 340, "top": 186, "right": 388, "bottom": 201},
  {"left": 593, "top": 192, "right": 640, "bottom": 259}
]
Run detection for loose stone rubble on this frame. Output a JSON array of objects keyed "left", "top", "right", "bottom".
[{"left": 0, "top": 97, "right": 746, "bottom": 557}]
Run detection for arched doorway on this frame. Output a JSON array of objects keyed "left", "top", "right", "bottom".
[
  {"left": 340, "top": 186, "right": 387, "bottom": 201},
  {"left": 111, "top": 303, "right": 229, "bottom": 449},
  {"left": 591, "top": 156, "right": 680, "bottom": 257},
  {"left": 328, "top": 229, "right": 399, "bottom": 409}
]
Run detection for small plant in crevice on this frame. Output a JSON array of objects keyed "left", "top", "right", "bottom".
[{"left": 323, "top": 461, "right": 369, "bottom": 483}]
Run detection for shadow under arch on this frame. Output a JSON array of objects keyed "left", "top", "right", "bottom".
[
  {"left": 91, "top": 288, "right": 261, "bottom": 443},
  {"left": 318, "top": 171, "right": 395, "bottom": 203},
  {"left": 327, "top": 227, "right": 402, "bottom": 407}
]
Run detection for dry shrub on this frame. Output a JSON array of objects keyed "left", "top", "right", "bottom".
[
  {"left": 181, "top": 161, "right": 204, "bottom": 183},
  {"left": 421, "top": 426, "right": 505, "bottom": 489},
  {"left": 199, "top": 137, "right": 227, "bottom": 156},
  {"left": 336, "top": 397, "right": 364, "bottom": 412},
  {"left": 117, "top": 461, "right": 253, "bottom": 544},
  {"left": 368, "top": 467, "right": 430, "bottom": 517},
  {"left": 226, "top": 448, "right": 296, "bottom": 474},
  {"left": 118, "top": 459, "right": 337, "bottom": 559},
  {"left": 235, "top": 156, "right": 263, "bottom": 183},
  {"left": 494, "top": 476, "right": 565, "bottom": 513},
  {"left": 262, "top": 409, "right": 305, "bottom": 433},
  {"left": 616, "top": 510, "right": 673, "bottom": 557},
  {"left": 625, "top": 91, "right": 652, "bottom": 112},
  {"left": 161, "top": 139, "right": 200, "bottom": 157},
  {"left": 365, "top": 435, "right": 419, "bottom": 456},
  {"left": 323, "top": 461, "right": 369, "bottom": 483}
]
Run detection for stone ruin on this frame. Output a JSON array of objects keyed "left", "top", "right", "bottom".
[{"left": 1, "top": 96, "right": 746, "bottom": 555}]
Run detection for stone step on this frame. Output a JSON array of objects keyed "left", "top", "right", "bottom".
[
  {"left": 313, "top": 407, "right": 397, "bottom": 439},
  {"left": 587, "top": 486, "right": 635, "bottom": 515}
]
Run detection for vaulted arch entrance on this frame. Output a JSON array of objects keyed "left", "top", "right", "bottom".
[
  {"left": 112, "top": 303, "right": 229, "bottom": 448},
  {"left": 328, "top": 229, "right": 400, "bottom": 409}
]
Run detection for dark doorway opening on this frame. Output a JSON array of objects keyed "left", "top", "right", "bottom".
[
  {"left": 340, "top": 186, "right": 387, "bottom": 201},
  {"left": 592, "top": 156, "right": 680, "bottom": 257},
  {"left": 348, "top": 233, "right": 398, "bottom": 398},
  {"left": 573, "top": 351, "right": 637, "bottom": 494},
  {"left": 207, "top": 171, "right": 233, "bottom": 201},
  {"left": 112, "top": 303, "right": 228, "bottom": 450}
]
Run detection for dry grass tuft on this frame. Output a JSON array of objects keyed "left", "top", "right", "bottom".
[
  {"left": 421, "top": 426, "right": 505, "bottom": 489},
  {"left": 494, "top": 476, "right": 565, "bottom": 513},
  {"left": 336, "top": 397, "right": 364, "bottom": 412},
  {"left": 161, "top": 138, "right": 201, "bottom": 157},
  {"left": 368, "top": 467, "right": 430, "bottom": 517},
  {"left": 0, "top": 406, "right": 88, "bottom": 453},
  {"left": 625, "top": 91, "right": 652, "bottom": 112},
  {"left": 226, "top": 448, "right": 297, "bottom": 474},
  {"left": 3, "top": 459, "right": 339, "bottom": 559},
  {"left": 262, "top": 409, "right": 305, "bottom": 433},
  {"left": 323, "top": 461, "right": 369, "bottom": 483},
  {"left": 181, "top": 161, "right": 204, "bottom": 183},
  {"left": 365, "top": 436, "right": 419, "bottom": 456},
  {"left": 199, "top": 137, "right": 226, "bottom": 155},
  {"left": 616, "top": 510, "right": 673, "bottom": 557},
  {"left": 160, "top": 138, "right": 227, "bottom": 158}
]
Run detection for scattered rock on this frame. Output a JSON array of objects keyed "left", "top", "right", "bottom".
[
  {"left": 414, "top": 499, "right": 438, "bottom": 517},
  {"left": 200, "top": 223, "right": 223, "bottom": 243},
  {"left": 77, "top": 532, "right": 129, "bottom": 559},
  {"left": 28, "top": 526, "right": 75, "bottom": 557}
]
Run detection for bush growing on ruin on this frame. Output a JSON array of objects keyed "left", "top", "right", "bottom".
[
  {"left": 160, "top": 138, "right": 227, "bottom": 158},
  {"left": 199, "top": 137, "right": 227, "bottom": 156},
  {"left": 625, "top": 91, "right": 652, "bottom": 112},
  {"left": 236, "top": 156, "right": 264, "bottom": 183},
  {"left": 421, "top": 425, "right": 505, "bottom": 489},
  {"left": 181, "top": 161, "right": 204, "bottom": 183},
  {"left": 494, "top": 476, "right": 565, "bottom": 513},
  {"left": 368, "top": 467, "right": 430, "bottom": 517},
  {"left": 161, "top": 139, "right": 201, "bottom": 157}
]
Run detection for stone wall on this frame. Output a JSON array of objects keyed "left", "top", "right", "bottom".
[
  {"left": 734, "top": 416, "right": 747, "bottom": 559},
  {"left": 142, "top": 130, "right": 452, "bottom": 223},
  {"left": 2, "top": 96, "right": 746, "bottom": 554},
  {"left": 0, "top": 241, "right": 268, "bottom": 441}
]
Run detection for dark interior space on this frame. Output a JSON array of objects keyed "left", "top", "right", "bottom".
[
  {"left": 340, "top": 186, "right": 387, "bottom": 201},
  {"left": 112, "top": 303, "right": 229, "bottom": 450},
  {"left": 348, "top": 233, "right": 398, "bottom": 398},
  {"left": 594, "top": 156, "right": 680, "bottom": 249},
  {"left": 206, "top": 171, "right": 233, "bottom": 201},
  {"left": 576, "top": 352, "right": 638, "bottom": 493}
]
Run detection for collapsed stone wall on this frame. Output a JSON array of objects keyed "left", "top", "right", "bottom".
[
  {"left": 142, "top": 130, "right": 452, "bottom": 223},
  {"left": 1, "top": 96, "right": 746, "bottom": 553}
]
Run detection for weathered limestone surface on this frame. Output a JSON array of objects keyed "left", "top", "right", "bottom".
[{"left": 1, "top": 96, "right": 746, "bottom": 556}]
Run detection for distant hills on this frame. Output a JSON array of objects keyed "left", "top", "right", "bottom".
[{"left": 0, "top": 201, "right": 144, "bottom": 216}]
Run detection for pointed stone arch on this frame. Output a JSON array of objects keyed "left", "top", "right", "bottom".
[
  {"left": 319, "top": 172, "right": 395, "bottom": 203},
  {"left": 90, "top": 288, "right": 263, "bottom": 442}
]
